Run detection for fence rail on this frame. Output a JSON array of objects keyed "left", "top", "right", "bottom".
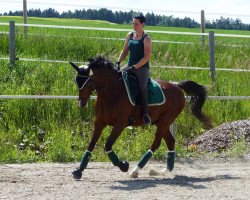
[
  {"left": 1, "top": 57, "right": 249, "bottom": 72},
  {"left": 0, "top": 57, "right": 249, "bottom": 72},
  {"left": 1, "top": 22, "right": 250, "bottom": 38},
  {"left": 0, "top": 95, "right": 249, "bottom": 100},
  {"left": 1, "top": 31, "right": 249, "bottom": 48},
  {"left": 1, "top": 94, "right": 248, "bottom": 135}
]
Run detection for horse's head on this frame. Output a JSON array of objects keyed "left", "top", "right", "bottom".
[
  {"left": 70, "top": 56, "right": 120, "bottom": 108},
  {"left": 70, "top": 61, "right": 94, "bottom": 108}
]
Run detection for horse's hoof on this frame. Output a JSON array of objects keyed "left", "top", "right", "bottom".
[
  {"left": 119, "top": 161, "right": 129, "bottom": 172},
  {"left": 72, "top": 169, "right": 82, "bottom": 180},
  {"left": 130, "top": 171, "right": 138, "bottom": 178},
  {"left": 149, "top": 169, "right": 161, "bottom": 176},
  {"left": 167, "top": 152, "right": 175, "bottom": 172}
]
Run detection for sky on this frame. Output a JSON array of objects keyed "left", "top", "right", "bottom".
[{"left": 0, "top": 0, "right": 250, "bottom": 23}]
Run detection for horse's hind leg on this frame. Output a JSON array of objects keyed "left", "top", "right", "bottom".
[
  {"left": 130, "top": 127, "right": 163, "bottom": 178},
  {"left": 162, "top": 127, "right": 176, "bottom": 172}
]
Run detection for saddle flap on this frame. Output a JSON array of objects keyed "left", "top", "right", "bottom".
[{"left": 122, "top": 71, "right": 166, "bottom": 106}]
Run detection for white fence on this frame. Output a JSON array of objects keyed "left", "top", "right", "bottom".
[
  {"left": 1, "top": 22, "right": 250, "bottom": 80},
  {"left": 1, "top": 22, "right": 250, "bottom": 38},
  {"left": 0, "top": 95, "right": 249, "bottom": 100},
  {"left": 0, "top": 57, "right": 249, "bottom": 72},
  {"left": 1, "top": 95, "right": 248, "bottom": 136}
]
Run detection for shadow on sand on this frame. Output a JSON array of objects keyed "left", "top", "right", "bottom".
[{"left": 110, "top": 174, "right": 239, "bottom": 191}]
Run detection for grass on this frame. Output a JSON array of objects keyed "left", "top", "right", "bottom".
[
  {"left": 0, "top": 17, "right": 249, "bottom": 163},
  {"left": 224, "top": 139, "right": 249, "bottom": 158}
]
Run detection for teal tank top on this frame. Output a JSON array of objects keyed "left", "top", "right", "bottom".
[{"left": 128, "top": 32, "right": 149, "bottom": 68}]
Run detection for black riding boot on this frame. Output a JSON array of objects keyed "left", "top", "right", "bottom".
[{"left": 140, "top": 89, "right": 151, "bottom": 125}]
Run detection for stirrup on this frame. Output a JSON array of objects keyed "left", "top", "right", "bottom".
[{"left": 143, "top": 114, "right": 151, "bottom": 125}]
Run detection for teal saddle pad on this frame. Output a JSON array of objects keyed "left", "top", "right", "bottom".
[{"left": 122, "top": 71, "right": 166, "bottom": 106}]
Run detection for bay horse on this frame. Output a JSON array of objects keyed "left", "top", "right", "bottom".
[{"left": 70, "top": 56, "right": 212, "bottom": 179}]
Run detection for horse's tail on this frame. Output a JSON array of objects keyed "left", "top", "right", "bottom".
[{"left": 177, "top": 80, "right": 213, "bottom": 129}]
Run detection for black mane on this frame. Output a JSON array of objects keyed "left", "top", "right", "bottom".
[{"left": 88, "top": 56, "right": 117, "bottom": 70}]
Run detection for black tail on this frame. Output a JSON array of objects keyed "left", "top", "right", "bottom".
[{"left": 177, "top": 80, "right": 212, "bottom": 129}]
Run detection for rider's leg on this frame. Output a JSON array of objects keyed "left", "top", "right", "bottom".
[{"left": 134, "top": 67, "right": 151, "bottom": 124}]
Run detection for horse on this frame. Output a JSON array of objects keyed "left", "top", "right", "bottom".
[{"left": 70, "top": 56, "right": 212, "bottom": 179}]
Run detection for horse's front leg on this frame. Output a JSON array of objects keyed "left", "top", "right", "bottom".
[
  {"left": 72, "top": 119, "right": 106, "bottom": 179},
  {"left": 163, "top": 128, "right": 176, "bottom": 172},
  {"left": 105, "top": 125, "right": 129, "bottom": 172}
]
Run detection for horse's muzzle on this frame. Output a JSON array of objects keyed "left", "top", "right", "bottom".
[{"left": 78, "top": 99, "right": 88, "bottom": 108}]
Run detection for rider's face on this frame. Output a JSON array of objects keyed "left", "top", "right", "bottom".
[{"left": 132, "top": 18, "right": 144, "bottom": 31}]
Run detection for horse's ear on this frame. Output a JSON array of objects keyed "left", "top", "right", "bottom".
[
  {"left": 69, "top": 62, "right": 79, "bottom": 72},
  {"left": 89, "top": 69, "right": 93, "bottom": 76}
]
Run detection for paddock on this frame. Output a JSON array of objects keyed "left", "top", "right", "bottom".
[{"left": 0, "top": 158, "right": 249, "bottom": 200}]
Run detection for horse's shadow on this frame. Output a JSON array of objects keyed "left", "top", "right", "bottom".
[{"left": 110, "top": 174, "right": 239, "bottom": 191}]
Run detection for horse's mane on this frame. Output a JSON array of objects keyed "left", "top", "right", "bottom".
[{"left": 88, "top": 56, "right": 117, "bottom": 71}]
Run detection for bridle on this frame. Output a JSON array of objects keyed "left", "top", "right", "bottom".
[
  {"left": 76, "top": 74, "right": 122, "bottom": 94},
  {"left": 75, "top": 75, "right": 92, "bottom": 91}
]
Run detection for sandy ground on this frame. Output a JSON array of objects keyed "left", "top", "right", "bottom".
[{"left": 0, "top": 158, "right": 249, "bottom": 200}]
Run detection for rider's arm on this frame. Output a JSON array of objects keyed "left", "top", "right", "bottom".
[{"left": 117, "top": 32, "right": 131, "bottom": 64}]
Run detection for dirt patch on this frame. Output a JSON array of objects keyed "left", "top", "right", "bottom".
[
  {"left": 194, "top": 120, "right": 250, "bottom": 152},
  {"left": 0, "top": 158, "right": 249, "bottom": 200}
]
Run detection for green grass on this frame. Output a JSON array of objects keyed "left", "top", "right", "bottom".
[
  {"left": 0, "top": 17, "right": 249, "bottom": 69},
  {"left": 224, "top": 139, "right": 249, "bottom": 158},
  {"left": 0, "top": 17, "right": 249, "bottom": 163}
]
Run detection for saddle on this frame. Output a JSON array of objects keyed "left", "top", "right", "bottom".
[{"left": 122, "top": 71, "right": 166, "bottom": 106}]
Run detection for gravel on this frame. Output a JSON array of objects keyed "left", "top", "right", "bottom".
[
  {"left": 194, "top": 120, "right": 250, "bottom": 152},
  {"left": 0, "top": 159, "right": 249, "bottom": 200}
]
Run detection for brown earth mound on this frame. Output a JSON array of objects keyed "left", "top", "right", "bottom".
[{"left": 193, "top": 120, "right": 250, "bottom": 152}]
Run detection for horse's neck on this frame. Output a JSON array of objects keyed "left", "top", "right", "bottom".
[
  {"left": 93, "top": 72, "right": 121, "bottom": 93},
  {"left": 93, "top": 72, "right": 129, "bottom": 118}
]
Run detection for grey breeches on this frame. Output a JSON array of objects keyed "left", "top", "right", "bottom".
[{"left": 122, "top": 65, "right": 149, "bottom": 91}]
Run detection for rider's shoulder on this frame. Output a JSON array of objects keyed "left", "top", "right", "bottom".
[
  {"left": 144, "top": 32, "right": 150, "bottom": 38},
  {"left": 126, "top": 31, "right": 134, "bottom": 37},
  {"left": 143, "top": 33, "right": 151, "bottom": 42}
]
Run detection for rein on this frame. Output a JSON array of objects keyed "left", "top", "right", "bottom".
[{"left": 76, "top": 74, "right": 122, "bottom": 94}]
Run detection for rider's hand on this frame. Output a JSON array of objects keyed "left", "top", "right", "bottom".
[{"left": 125, "top": 66, "right": 136, "bottom": 74}]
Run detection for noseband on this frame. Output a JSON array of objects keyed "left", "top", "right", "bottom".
[{"left": 75, "top": 75, "right": 92, "bottom": 91}]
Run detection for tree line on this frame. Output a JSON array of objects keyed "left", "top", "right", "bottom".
[{"left": 1, "top": 8, "right": 250, "bottom": 30}]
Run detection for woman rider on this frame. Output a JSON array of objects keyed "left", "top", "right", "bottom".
[{"left": 117, "top": 14, "right": 152, "bottom": 125}]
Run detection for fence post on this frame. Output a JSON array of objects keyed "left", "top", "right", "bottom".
[
  {"left": 201, "top": 10, "right": 205, "bottom": 45},
  {"left": 23, "top": 0, "right": 28, "bottom": 36},
  {"left": 9, "top": 21, "right": 16, "bottom": 67},
  {"left": 209, "top": 31, "right": 215, "bottom": 81}
]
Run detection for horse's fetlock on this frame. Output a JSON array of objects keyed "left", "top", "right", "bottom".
[{"left": 167, "top": 151, "right": 175, "bottom": 171}]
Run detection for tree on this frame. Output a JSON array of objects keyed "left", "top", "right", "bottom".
[
  {"left": 2, "top": 8, "right": 249, "bottom": 30},
  {"left": 61, "top": 10, "right": 74, "bottom": 18},
  {"left": 28, "top": 9, "right": 42, "bottom": 17},
  {"left": 41, "top": 8, "right": 60, "bottom": 18}
]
